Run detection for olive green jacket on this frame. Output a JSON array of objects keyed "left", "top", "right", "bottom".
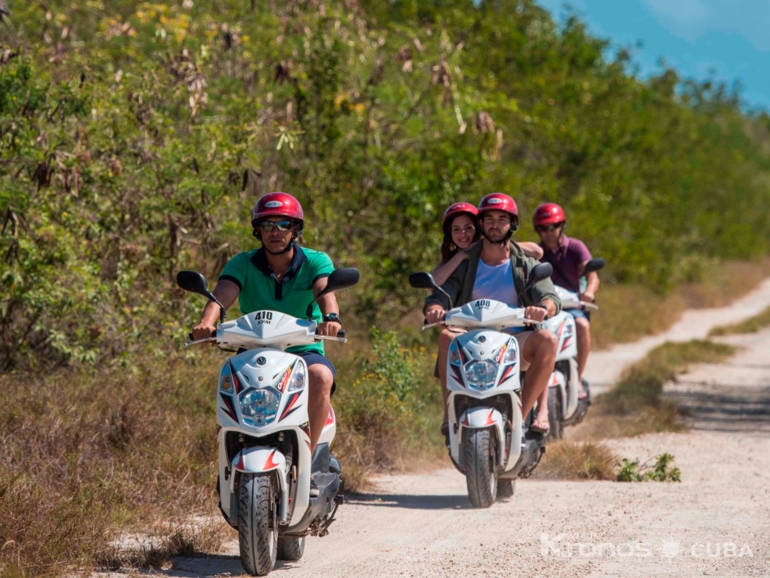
[{"left": 424, "top": 241, "right": 562, "bottom": 313}]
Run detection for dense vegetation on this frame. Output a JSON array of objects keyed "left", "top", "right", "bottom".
[
  {"left": 2, "top": 0, "right": 770, "bottom": 369},
  {"left": 2, "top": 1, "right": 770, "bottom": 575}
]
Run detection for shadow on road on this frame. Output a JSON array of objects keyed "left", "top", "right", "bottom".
[
  {"left": 346, "top": 492, "right": 471, "bottom": 510},
  {"left": 667, "top": 384, "right": 770, "bottom": 434},
  {"left": 123, "top": 554, "right": 301, "bottom": 577}
]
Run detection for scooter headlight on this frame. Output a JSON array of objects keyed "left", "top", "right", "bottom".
[
  {"left": 239, "top": 388, "right": 281, "bottom": 427},
  {"left": 465, "top": 360, "right": 498, "bottom": 390},
  {"left": 287, "top": 362, "right": 306, "bottom": 392}
]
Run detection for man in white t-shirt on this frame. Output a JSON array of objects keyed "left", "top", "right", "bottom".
[{"left": 424, "top": 193, "right": 561, "bottom": 436}]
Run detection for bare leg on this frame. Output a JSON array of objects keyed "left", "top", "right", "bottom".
[
  {"left": 307, "top": 364, "right": 334, "bottom": 454},
  {"left": 532, "top": 381, "right": 550, "bottom": 430},
  {"left": 575, "top": 317, "right": 591, "bottom": 396},
  {"left": 520, "top": 330, "right": 558, "bottom": 418}
]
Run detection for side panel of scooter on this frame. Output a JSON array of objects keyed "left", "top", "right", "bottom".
[
  {"left": 543, "top": 312, "right": 578, "bottom": 361},
  {"left": 549, "top": 370, "right": 568, "bottom": 420},
  {"left": 564, "top": 357, "right": 580, "bottom": 419},
  {"left": 218, "top": 429, "right": 233, "bottom": 518},
  {"left": 503, "top": 393, "right": 523, "bottom": 473},
  {"left": 318, "top": 404, "right": 337, "bottom": 447}
]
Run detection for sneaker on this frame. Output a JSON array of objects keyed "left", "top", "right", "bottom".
[{"left": 309, "top": 476, "right": 320, "bottom": 498}]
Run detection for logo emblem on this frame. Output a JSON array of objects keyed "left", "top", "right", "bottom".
[
  {"left": 256, "top": 356, "right": 267, "bottom": 366},
  {"left": 264, "top": 201, "right": 283, "bottom": 208},
  {"left": 478, "top": 336, "right": 486, "bottom": 343},
  {"left": 486, "top": 198, "right": 503, "bottom": 205}
]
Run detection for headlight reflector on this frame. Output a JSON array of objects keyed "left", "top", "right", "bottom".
[
  {"left": 287, "top": 362, "right": 306, "bottom": 392},
  {"left": 465, "top": 360, "right": 498, "bottom": 390},
  {"left": 219, "top": 362, "right": 234, "bottom": 392},
  {"left": 503, "top": 340, "right": 518, "bottom": 365},
  {"left": 239, "top": 388, "right": 281, "bottom": 427}
]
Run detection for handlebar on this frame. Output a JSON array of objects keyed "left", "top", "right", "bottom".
[{"left": 421, "top": 318, "right": 544, "bottom": 331}]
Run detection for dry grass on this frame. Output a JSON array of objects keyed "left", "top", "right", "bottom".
[
  {"left": 0, "top": 351, "right": 224, "bottom": 577},
  {"left": 536, "top": 441, "right": 618, "bottom": 480},
  {"left": 709, "top": 304, "right": 770, "bottom": 337},
  {"left": 592, "top": 259, "right": 770, "bottom": 349},
  {"left": 576, "top": 340, "right": 737, "bottom": 440}
]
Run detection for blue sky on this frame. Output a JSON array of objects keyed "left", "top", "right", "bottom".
[{"left": 535, "top": 0, "right": 770, "bottom": 110}]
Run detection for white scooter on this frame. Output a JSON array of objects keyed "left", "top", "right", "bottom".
[
  {"left": 177, "top": 268, "right": 359, "bottom": 576},
  {"left": 541, "top": 258, "right": 604, "bottom": 439},
  {"left": 410, "top": 263, "right": 553, "bottom": 509}
]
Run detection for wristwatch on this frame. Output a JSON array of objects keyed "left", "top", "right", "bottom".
[{"left": 323, "top": 312, "right": 341, "bottom": 323}]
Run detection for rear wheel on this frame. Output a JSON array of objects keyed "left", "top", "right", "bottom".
[
  {"left": 277, "top": 536, "right": 305, "bottom": 561},
  {"left": 238, "top": 473, "right": 278, "bottom": 576},
  {"left": 464, "top": 428, "right": 497, "bottom": 509},
  {"left": 496, "top": 479, "right": 516, "bottom": 501},
  {"left": 547, "top": 387, "right": 563, "bottom": 441}
]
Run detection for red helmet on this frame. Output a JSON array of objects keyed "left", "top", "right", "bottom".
[
  {"left": 478, "top": 193, "right": 518, "bottom": 221},
  {"left": 251, "top": 192, "right": 304, "bottom": 231},
  {"left": 532, "top": 203, "right": 566, "bottom": 227},
  {"left": 442, "top": 202, "right": 479, "bottom": 235}
]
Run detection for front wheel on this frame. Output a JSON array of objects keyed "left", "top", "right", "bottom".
[
  {"left": 547, "top": 387, "right": 563, "bottom": 441},
  {"left": 238, "top": 473, "right": 278, "bottom": 576},
  {"left": 277, "top": 536, "right": 305, "bottom": 561},
  {"left": 464, "top": 428, "right": 497, "bottom": 509}
]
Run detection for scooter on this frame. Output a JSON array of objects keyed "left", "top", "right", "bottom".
[
  {"left": 410, "top": 263, "right": 553, "bottom": 509},
  {"left": 177, "top": 268, "right": 359, "bottom": 576},
  {"left": 542, "top": 258, "right": 605, "bottom": 439}
]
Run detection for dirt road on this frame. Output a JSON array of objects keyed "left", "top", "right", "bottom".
[
  {"left": 127, "top": 324, "right": 770, "bottom": 578},
  {"left": 586, "top": 277, "right": 770, "bottom": 394}
]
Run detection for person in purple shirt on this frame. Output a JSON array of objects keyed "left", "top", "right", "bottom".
[{"left": 533, "top": 203, "right": 600, "bottom": 404}]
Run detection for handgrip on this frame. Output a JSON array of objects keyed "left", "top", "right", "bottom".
[{"left": 338, "top": 329, "right": 346, "bottom": 338}]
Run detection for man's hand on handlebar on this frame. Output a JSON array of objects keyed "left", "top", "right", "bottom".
[
  {"left": 524, "top": 305, "right": 548, "bottom": 324},
  {"left": 192, "top": 322, "right": 217, "bottom": 342},
  {"left": 425, "top": 305, "right": 447, "bottom": 325},
  {"left": 316, "top": 321, "right": 342, "bottom": 337}
]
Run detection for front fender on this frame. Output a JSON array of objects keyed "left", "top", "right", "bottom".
[
  {"left": 460, "top": 407, "right": 503, "bottom": 429},
  {"left": 459, "top": 407, "right": 506, "bottom": 467},
  {"left": 232, "top": 447, "right": 287, "bottom": 491}
]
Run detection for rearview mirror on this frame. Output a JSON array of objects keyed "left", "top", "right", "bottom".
[
  {"left": 176, "top": 270, "right": 227, "bottom": 322},
  {"left": 314, "top": 268, "right": 360, "bottom": 300},
  {"left": 409, "top": 272, "right": 438, "bottom": 290},
  {"left": 177, "top": 270, "right": 210, "bottom": 296},
  {"left": 583, "top": 258, "right": 605, "bottom": 276},
  {"left": 524, "top": 262, "right": 553, "bottom": 291}
]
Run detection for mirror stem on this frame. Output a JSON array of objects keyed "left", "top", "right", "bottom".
[{"left": 435, "top": 285, "right": 453, "bottom": 310}]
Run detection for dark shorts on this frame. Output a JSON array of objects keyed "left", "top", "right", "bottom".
[
  {"left": 298, "top": 352, "right": 337, "bottom": 395},
  {"left": 565, "top": 308, "right": 591, "bottom": 322}
]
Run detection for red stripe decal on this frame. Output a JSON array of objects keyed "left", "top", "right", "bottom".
[
  {"left": 280, "top": 392, "right": 301, "bottom": 421},
  {"left": 264, "top": 450, "right": 280, "bottom": 470}
]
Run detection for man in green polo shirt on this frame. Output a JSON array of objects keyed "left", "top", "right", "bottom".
[{"left": 193, "top": 193, "right": 342, "bottom": 494}]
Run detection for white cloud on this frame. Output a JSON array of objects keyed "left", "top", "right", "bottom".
[{"left": 641, "top": 0, "right": 770, "bottom": 51}]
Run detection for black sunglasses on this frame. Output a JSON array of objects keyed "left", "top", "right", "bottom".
[
  {"left": 258, "top": 220, "right": 294, "bottom": 232},
  {"left": 536, "top": 223, "right": 563, "bottom": 232}
]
